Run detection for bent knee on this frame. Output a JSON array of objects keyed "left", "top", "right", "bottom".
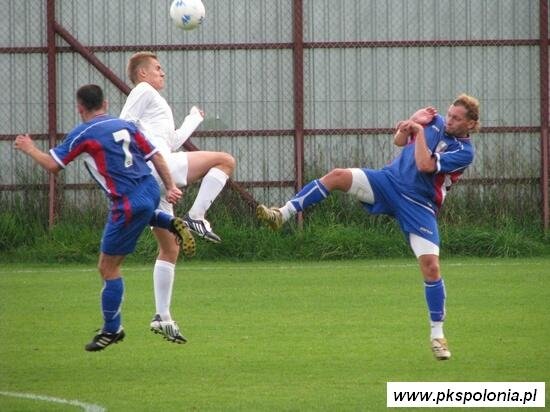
[
  {"left": 326, "top": 168, "right": 349, "bottom": 178},
  {"left": 215, "top": 152, "right": 237, "bottom": 177},
  {"left": 321, "top": 168, "right": 352, "bottom": 191},
  {"left": 220, "top": 153, "right": 236, "bottom": 174}
]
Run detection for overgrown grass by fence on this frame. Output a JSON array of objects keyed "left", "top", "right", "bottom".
[{"left": 1, "top": 182, "right": 548, "bottom": 263}]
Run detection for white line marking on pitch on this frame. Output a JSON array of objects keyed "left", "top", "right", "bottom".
[{"left": 0, "top": 391, "right": 106, "bottom": 412}]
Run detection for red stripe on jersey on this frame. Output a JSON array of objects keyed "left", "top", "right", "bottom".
[
  {"left": 434, "top": 170, "right": 464, "bottom": 209},
  {"left": 111, "top": 198, "right": 120, "bottom": 222},
  {"left": 122, "top": 195, "right": 132, "bottom": 226},
  {"left": 110, "top": 197, "right": 132, "bottom": 225},
  {"left": 134, "top": 130, "right": 155, "bottom": 157},
  {"left": 433, "top": 173, "right": 446, "bottom": 209},
  {"left": 84, "top": 140, "right": 120, "bottom": 198},
  {"left": 449, "top": 170, "right": 463, "bottom": 185},
  {"left": 60, "top": 140, "right": 86, "bottom": 165}
]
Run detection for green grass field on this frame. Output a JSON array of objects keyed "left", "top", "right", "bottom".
[{"left": 0, "top": 258, "right": 548, "bottom": 411}]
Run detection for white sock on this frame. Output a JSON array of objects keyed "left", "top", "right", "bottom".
[
  {"left": 279, "top": 201, "right": 297, "bottom": 222},
  {"left": 430, "top": 321, "right": 445, "bottom": 340},
  {"left": 153, "top": 260, "right": 175, "bottom": 321},
  {"left": 188, "top": 167, "right": 229, "bottom": 220}
]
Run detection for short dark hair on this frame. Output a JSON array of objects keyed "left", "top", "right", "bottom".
[{"left": 76, "top": 84, "right": 104, "bottom": 111}]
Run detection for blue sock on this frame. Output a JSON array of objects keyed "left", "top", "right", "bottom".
[
  {"left": 101, "top": 277, "right": 124, "bottom": 333},
  {"left": 424, "top": 278, "right": 446, "bottom": 322},
  {"left": 149, "top": 210, "right": 173, "bottom": 230},
  {"left": 289, "top": 179, "right": 329, "bottom": 212}
]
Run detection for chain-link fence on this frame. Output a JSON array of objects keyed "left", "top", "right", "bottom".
[{"left": 1, "top": 0, "right": 548, "bottom": 228}]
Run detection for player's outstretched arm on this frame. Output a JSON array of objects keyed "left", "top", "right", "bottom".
[
  {"left": 172, "top": 106, "right": 205, "bottom": 150},
  {"left": 150, "top": 152, "right": 182, "bottom": 204},
  {"left": 14, "top": 134, "right": 62, "bottom": 174}
]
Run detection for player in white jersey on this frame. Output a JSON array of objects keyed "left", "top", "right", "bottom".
[{"left": 121, "top": 51, "right": 236, "bottom": 343}]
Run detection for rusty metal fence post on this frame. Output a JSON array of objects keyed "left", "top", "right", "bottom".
[{"left": 539, "top": 0, "right": 549, "bottom": 230}]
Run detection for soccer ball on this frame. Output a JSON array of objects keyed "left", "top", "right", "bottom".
[{"left": 170, "top": 0, "right": 205, "bottom": 31}]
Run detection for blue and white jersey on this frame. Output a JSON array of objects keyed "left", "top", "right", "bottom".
[
  {"left": 383, "top": 114, "right": 474, "bottom": 212},
  {"left": 50, "top": 114, "right": 159, "bottom": 199}
]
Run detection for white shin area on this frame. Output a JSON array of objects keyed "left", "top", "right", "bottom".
[
  {"left": 153, "top": 259, "right": 176, "bottom": 321},
  {"left": 188, "top": 167, "right": 229, "bottom": 220}
]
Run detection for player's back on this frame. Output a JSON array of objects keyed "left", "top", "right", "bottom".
[{"left": 54, "top": 114, "right": 158, "bottom": 198}]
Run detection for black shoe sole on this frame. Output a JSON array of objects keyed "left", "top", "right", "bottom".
[{"left": 172, "top": 218, "right": 196, "bottom": 257}]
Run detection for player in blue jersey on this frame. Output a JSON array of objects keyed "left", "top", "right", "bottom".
[
  {"left": 257, "top": 94, "right": 480, "bottom": 360},
  {"left": 14, "top": 84, "right": 194, "bottom": 351}
]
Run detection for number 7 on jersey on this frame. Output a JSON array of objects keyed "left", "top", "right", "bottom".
[{"left": 112, "top": 129, "right": 134, "bottom": 168}]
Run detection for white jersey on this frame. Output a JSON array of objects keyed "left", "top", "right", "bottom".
[{"left": 120, "top": 81, "right": 204, "bottom": 156}]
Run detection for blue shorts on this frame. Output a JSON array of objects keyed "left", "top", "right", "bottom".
[
  {"left": 101, "top": 175, "right": 161, "bottom": 255},
  {"left": 362, "top": 169, "right": 440, "bottom": 246}
]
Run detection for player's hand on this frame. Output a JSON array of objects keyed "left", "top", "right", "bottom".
[
  {"left": 13, "top": 134, "right": 35, "bottom": 154},
  {"left": 399, "top": 120, "right": 422, "bottom": 135},
  {"left": 397, "top": 120, "right": 414, "bottom": 134},
  {"left": 165, "top": 187, "right": 183, "bottom": 204},
  {"left": 409, "top": 106, "right": 437, "bottom": 125},
  {"left": 190, "top": 106, "right": 205, "bottom": 119}
]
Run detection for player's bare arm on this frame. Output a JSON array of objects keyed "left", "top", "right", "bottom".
[
  {"left": 393, "top": 121, "right": 411, "bottom": 147},
  {"left": 395, "top": 107, "right": 439, "bottom": 147},
  {"left": 150, "top": 152, "right": 182, "bottom": 204},
  {"left": 409, "top": 106, "right": 438, "bottom": 125},
  {"left": 410, "top": 122, "right": 437, "bottom": 173},
  {"left": 14, "top": 134, "right": 62, "bottom": 174}
]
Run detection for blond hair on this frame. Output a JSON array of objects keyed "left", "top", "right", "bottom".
[
  {"left": 127, "top": 51, "right": 158, "bottom": 85},
  {"left": 453, "top": 93, "right": 481, "bottom": 133}
]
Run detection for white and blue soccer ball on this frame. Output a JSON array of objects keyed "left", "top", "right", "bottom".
[{"left": 170, "top": 0, "right": 205, "bottom": 31}]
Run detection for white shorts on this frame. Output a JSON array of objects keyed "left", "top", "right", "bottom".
[
  {"left": 348, "top": 168, "right": 375, "bottom": 204},
  {"left": 409, "top": 233, "right": 440, "bottom": 257},
  {"left": 151, "top": 151, "right": 189, "bottom": 215},
  {"left": 347, "top": 168, "right": 439, "bottom": 257}
]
